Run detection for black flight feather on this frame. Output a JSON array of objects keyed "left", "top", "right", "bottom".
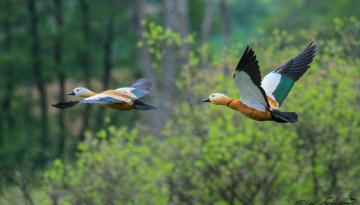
[
  {"left": 133, "top": 100, "right": 157, "bottom": 110},
  {"left": 275, "top": 42, "right": 317, "bottom": 81}
]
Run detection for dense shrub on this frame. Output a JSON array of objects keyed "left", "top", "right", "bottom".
[
  {"left": 1, "top": 18, "right": 359, "bottom": 205},
  {"left": 33, "top": 20, "right": 360, "bottom": 205}
]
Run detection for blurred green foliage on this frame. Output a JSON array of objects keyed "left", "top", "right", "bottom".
[
  {"left": 1, "top": 0, "right": 360, "bottom": 204},
  {"left": 41, "top": 126, "right": 171, "bottom": 205},
  {"left": 2, "top": 18, "right": 358, "bottom": 205}
]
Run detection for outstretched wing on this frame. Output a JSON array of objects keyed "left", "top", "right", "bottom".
[
  {"left": 233, "top": 46, "right": 269, "bottom": 111},
  {"left": 131, "top": 78, "right": 152, "bottom": 91},
  {"left": 116, "top": 79, "right": 152, "bottom": 99},
  {"left": 80, "top": 93, "right": 128, "bottom": 104},
  {"left": 261, "top": 42, "right": 316, "bottom": 106}
]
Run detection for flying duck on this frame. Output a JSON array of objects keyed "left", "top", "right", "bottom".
[
  {"left": 203, "top": 42, "right": 316, "bottom": 123},
  {"left": 52, "top": 79, "right": 156, "bottom": 110}
]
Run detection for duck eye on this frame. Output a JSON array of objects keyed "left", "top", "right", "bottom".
[
  {"left": 211, "top": 95, "right": 215, "bottom": 97},
  {"left": 76, "top": 89, "right": 80, "bottom": 92}
]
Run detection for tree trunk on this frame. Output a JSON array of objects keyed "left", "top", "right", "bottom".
[
  {"left": 27, "top": 0, "right": 49, "bottom": 164},
  {"left": 97, "top": 13, "right": 115, "bottom": 130},
  {"left": 79, "top": 0, "right": 91, "bottom": 88},
  {"left": 164, "top": 0, "right": 190, "bottom": 62},
  {"left": 328, "top": 160, "right": 338, "bottom": 196},
  {"left": 160, "top": 0, "right": 179, "bottom": 133},
  {"left": 133, "top": 0, "right": 160, "bottom": 132},
  {"left": 201, "top": 0, "right": 215, "bottom": 70},
  {"left": 78, "top": 0, "right": 92, "bottom": 142},
  {"left": 101, "top": 16, "right": 114, "bottom": 91},
  {"left": 0, "top": 9, "right": 15, "bottom": 140},
  {"left": 53, "top": 0, "right": 66, "bottom": 157},
  {"left": 177, "top": 0, "right": 189, "bottom": 36},
  {"left": 153, "top": 0, "right": 190, "bottom": 135},
  {"left": 219, "top": 0, "right": 230, "bottom": 47},
  {"left": 219, "top": 0, "right": 231, "bottom": 75},
  {"left": 309, "top": 134, "right": 319, "bottom": 200},
  {"left": 201, "top": 0, "right": 215, "bottom": 43},
  {"left": 134, "top": 0, "right": 156, "bottom": 88}
]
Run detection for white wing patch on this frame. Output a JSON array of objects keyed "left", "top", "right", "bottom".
[
  {"left": 261, "top": 72, "right": 281, "bottom": 99},
  {"left": 116, "top": 87, "right": 134, "bottom": 93},
  {"left": 234, "top": 71, "right": 268, "bottom": 111},
  {"left": 81, "top": 94, "right": 123, "bottom": 104}
]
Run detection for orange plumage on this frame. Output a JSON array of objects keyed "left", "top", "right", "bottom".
[{"left": 227, "top": 99, "right": 272, "bottom": 121}]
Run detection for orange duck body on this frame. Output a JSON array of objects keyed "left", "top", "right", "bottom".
[{"left": 227, "top": 99, "right": 272, "bottom": 121}]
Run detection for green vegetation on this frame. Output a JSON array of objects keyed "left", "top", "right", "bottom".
[{"left": 0, "top": 0, "right": 359, "bottom": 204}]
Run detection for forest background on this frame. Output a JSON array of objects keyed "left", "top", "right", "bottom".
[{"left": 0, "top": 0, "right": 359, "bottom": 204}]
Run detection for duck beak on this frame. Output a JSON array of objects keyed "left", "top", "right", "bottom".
[
  {"left": 66, "top": 91, "right": 75, "bottom": 96},
  {"left": 202, "top": 97, "right": 211, "bottom": 102}
]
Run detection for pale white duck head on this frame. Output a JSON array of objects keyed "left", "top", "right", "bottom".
[
  {"left": 67, "top": 87, "right": 96, "bottom": 97},
  {"left": 202, "top": 93, "right": 232, "bottom": 105}
]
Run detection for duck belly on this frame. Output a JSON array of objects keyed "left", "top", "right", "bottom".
[
  {"left": 105, "top": 102, "right": 133, "bottom": 110},
  {"left": 228, "top": 100, "right": 272, "bottom": 121},
  {"left": 240, "top": 108, "right": 272, "bottom": 121}
]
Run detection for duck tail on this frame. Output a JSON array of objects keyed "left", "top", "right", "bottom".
[
  {"left": 270, "top": 109, "right": 298, "bottom": 123},
  {"left": 133, "top": 100, "right": 157, "bottom": 110}
]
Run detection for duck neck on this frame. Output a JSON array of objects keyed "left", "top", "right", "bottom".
[
  {"left": 217, "top": 95, "right": 233, "bottom": 106},
  {"left": 225, "top": 99, "right": 234, "bottom": 106}
]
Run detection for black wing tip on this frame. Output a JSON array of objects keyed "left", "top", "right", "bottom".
[
  {"left": 308, "top": 40, "right": 316, "bottom": 47},
  {"left": 275, "top": 41, "right": 317, "bottom": 80},
  {"left": 299, "top": 41, "right": 317, "bottom": 63},
  {"left": 236, "top": 45, "right": 255, "bottom": 70},
  {"left": 245, "top": 46, "right": 255, "bottom": 56},
  {"left": 301, "top": 41, "right": 317, "bottom": 64},
  {"left": 303, "top": 41, "right": 317, "bottom": 59},
  {"left": 235, "top": 46, "right": 248, "bottom": 73},
  {"left": 308, "top": 41, "right": 315, "bottom": 47}
]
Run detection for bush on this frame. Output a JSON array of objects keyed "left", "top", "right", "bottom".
[
  {"left": 9, "top": 19, "right": 359, "bottom": 205},
  {"left": 43, "top": 126, "right": 171, "bottom": 205}
]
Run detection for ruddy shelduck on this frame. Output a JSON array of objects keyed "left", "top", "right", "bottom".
[
  {"left": 52, "top": 79, "right": 156, "bottom": 110},
  {"left": 203, "top": 42, "right": 316, "bottom": 123}
]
